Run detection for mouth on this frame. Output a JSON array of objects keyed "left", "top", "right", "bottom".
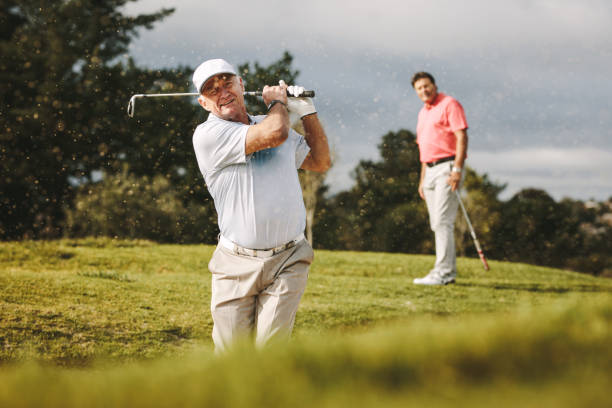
[{"left": 219, "top": 98, "right": 235, "bottom": 108}]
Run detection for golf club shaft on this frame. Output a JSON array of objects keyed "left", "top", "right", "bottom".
[
  {"left": 456, "top": 190, "right": 490, "bottom": 271},
  {"left": 245, "top": 90, "right": 315, "bottom": 97},
  {"left": 127, "top": 90, "right": 315, "bottom": 117}
]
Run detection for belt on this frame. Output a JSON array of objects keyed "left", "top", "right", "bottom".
[
  {"left": 426, "top": 155, "right": 455, "bottom": 168},
  {"left": 218, "top": 233, "right": 305, "bottom": 258}
]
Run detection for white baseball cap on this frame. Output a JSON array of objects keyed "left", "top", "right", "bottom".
[{"left": 192, "top": 58, "right": 237, "bottom": 94}]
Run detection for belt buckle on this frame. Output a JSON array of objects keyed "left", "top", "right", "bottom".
[
  {"left": 257, "top": 249, "right": 274, "bottom": 258},
  {"left": 240, "top": 237, "right": 300, "bottom": 258},
  {"left": 272, "top": 242, "right": 289, "bottom": 255},
  {"left": 267, "top": 240, "right": 295, "bottom": 257}
]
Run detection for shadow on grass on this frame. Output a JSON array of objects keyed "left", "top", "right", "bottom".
[
  {"left": 144, "top": 327, "right": 193, "bottom": 342},
  {"left": 77, "top": 270, "right": 134, "bottom": 283},
  {"left": 456, "top": 282, "right": 612, "bottom": 294}
]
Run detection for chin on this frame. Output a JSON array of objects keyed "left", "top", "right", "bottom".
[{"left": 221, "top": 108, "right": 238, "bottom": 118}]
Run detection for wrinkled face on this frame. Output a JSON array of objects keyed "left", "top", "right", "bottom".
[
  {"left": 413, "top": 77, "right": 438, "bottom": 105},
  {"left": 198, "top": 74, "right": 246, "bottom": 121}
]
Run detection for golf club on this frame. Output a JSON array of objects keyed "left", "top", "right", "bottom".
[
  {"left": 456, "top": 190, "right": 490, "bottom": 271},
  {"left": 127, "top": 90, "right": 315, "bottom": 118}
]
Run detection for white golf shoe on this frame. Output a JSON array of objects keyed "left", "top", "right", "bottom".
[{"left": 413, "top": 273, "right": 455, "bottom": 285}]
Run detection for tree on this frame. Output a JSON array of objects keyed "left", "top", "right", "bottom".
[
  {"left": 359, "top": 130, "right": 425, "bottom": 251},
  {"left": 1, "top": 0, "right": 175, "bottom": 239},
  {"left": 299, "top": 169, "right": 326, "bottom": 245},
  {"left": 238, "top": 51, "right": 299, "bottom": 116},
  {"left": 314, "top": 129, "right": 426, "bottom": 252},
  {"left": 313, "top": 188, "right": 364, "bottom": 251},
  {"left": 497, "top": 189, "right": 573, "bottom": 267},
  {"left": 559, "top": 198, "right": 612, "bottom": 276}
]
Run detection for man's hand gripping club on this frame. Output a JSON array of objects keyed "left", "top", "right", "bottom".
[{"left": 279, "top": 80, "right": 316, "bottom": 135}]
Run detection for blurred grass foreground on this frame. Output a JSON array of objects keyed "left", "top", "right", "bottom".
[{"left": 1, "top": 239, "right": 611, "bottom": 407}]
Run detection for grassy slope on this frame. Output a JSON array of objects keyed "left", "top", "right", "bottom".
[{"left": 0, "top": 238, "right": 611, "bottom": 407}]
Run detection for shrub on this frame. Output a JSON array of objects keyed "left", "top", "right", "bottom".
[{"left": 64, "top": 169, "right": 217, "bottom": 243}]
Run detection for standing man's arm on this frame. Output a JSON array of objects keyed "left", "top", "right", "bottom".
[
  {"left": 418, "top": 162, "right": 427, "bottom": 200},
  {"left": 448, "top": 129, "right": 468, "bottom": 191},
  {"left": 300, "top": 114, "right": 331, "bottom": 173}
]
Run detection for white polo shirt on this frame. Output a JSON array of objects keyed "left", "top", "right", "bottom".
[{"left": 193, "top": 113, "right": 310, "bottom": 249}]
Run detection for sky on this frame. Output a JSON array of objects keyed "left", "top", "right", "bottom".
[{"left": 123, "top": 0, "right": 612, "bottom": 201}]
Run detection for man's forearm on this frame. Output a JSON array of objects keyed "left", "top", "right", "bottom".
[
  {"left": 245, "top": 104, "right": 289, "bottom": 155},
  {"left": 301, "top": 114, "right": 331, "bottom": 172},
  {"left": 454, "top": 129, "right": 468, "bottom": 168}
]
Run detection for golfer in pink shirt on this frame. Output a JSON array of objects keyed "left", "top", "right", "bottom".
[{"left": 412, "top": 72, "right": 468, "bottom": 285}]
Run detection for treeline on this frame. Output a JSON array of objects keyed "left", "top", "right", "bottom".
[
  {"left": 312, "top": 130, "right": 612, "bottom": 276},
  {"left": 1, "top": 0, "right": 296, "bottom": 242},
  {"left": 2, "top": 1, "right": 610, "bottom": 277}
]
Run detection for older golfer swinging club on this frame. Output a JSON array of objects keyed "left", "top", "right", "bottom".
[{"left": 191, "top": 59, "right": 330, "bottom": 351}]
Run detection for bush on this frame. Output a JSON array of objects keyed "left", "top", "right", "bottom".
[{"left": 64, "top": 169, "right": 217, "bottom": 243}]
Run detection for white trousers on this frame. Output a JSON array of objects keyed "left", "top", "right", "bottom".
[
  {"left": 207, "top": 238, "right": 313, "bottom": 352},
  {"left": 423, "top": 162, "right": 460, "bottom": 279}
]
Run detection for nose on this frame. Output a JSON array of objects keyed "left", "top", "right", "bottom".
[{"left": 219, "top": 86, "right": 232, "bottom": 99}]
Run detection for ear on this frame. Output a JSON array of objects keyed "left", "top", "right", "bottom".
[
  {"left": 239, "top": 77, "right": 245, "bottom": 92},
  {"left": 198, "top": 95, "right": 212, "bottom": 112}
]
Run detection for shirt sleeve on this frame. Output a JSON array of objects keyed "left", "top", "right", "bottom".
[
  {"left": 192, "top": 121, "right": 248, "bottom": 178},
  {"left": 447, "top": 99, "right": 468, "bottom": 132},
  {"left": 293, "top": 130, "right": 311, "bottom": 169}
]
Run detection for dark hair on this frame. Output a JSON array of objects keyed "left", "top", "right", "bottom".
[{"left": 411, "top": 72, "right": 436, "bottom": 88}]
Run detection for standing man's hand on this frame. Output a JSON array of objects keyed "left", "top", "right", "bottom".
[
  {"left": 418, "top": 183, "right": 425, "bottom": 200},
  {"left": 418, "top": 162, "right": 427, "bottom": 200},
  {"left": 447, "top": 170, "right": 462, "bottom": 191}
]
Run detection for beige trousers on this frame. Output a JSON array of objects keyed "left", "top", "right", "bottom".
[
  {"left": 423, "top": 162, "right": 460, "bottom": 279},
  {"left": 207, "top": 239, "right": 313, "bottom": 351}
]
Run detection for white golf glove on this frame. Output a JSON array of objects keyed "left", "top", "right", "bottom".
[{"left": 279, "top": 80, "right": 316, "bottom": 134}]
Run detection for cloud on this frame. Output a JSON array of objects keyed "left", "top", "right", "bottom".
[
  {"left": 125, "top": 0, "right": 612, "bottom": 60},
  {"left": 469, "top": 147, "right": 612, "bottom": 200},
  {"left": 122, "top": 0, "right": 612, "bottom": 202}
]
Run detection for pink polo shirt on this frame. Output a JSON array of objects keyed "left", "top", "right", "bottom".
[{"left": 416, "top": 92, "right": 468, "bottom": 163}]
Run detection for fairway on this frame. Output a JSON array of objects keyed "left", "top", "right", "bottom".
[{"left": 1, "top": 239, "right": 611, "bottom": 407}]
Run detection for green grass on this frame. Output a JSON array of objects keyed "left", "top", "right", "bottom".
[{"left": 1, "top": 238, "right": 611, "bottom": 407}]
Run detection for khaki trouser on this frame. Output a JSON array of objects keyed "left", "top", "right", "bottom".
[
  {"left": 423, "top": 161, "right": 460, "bottom": 280},
  {"left": 207, "top": 238, "right": 313, "bottom": 352}
]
